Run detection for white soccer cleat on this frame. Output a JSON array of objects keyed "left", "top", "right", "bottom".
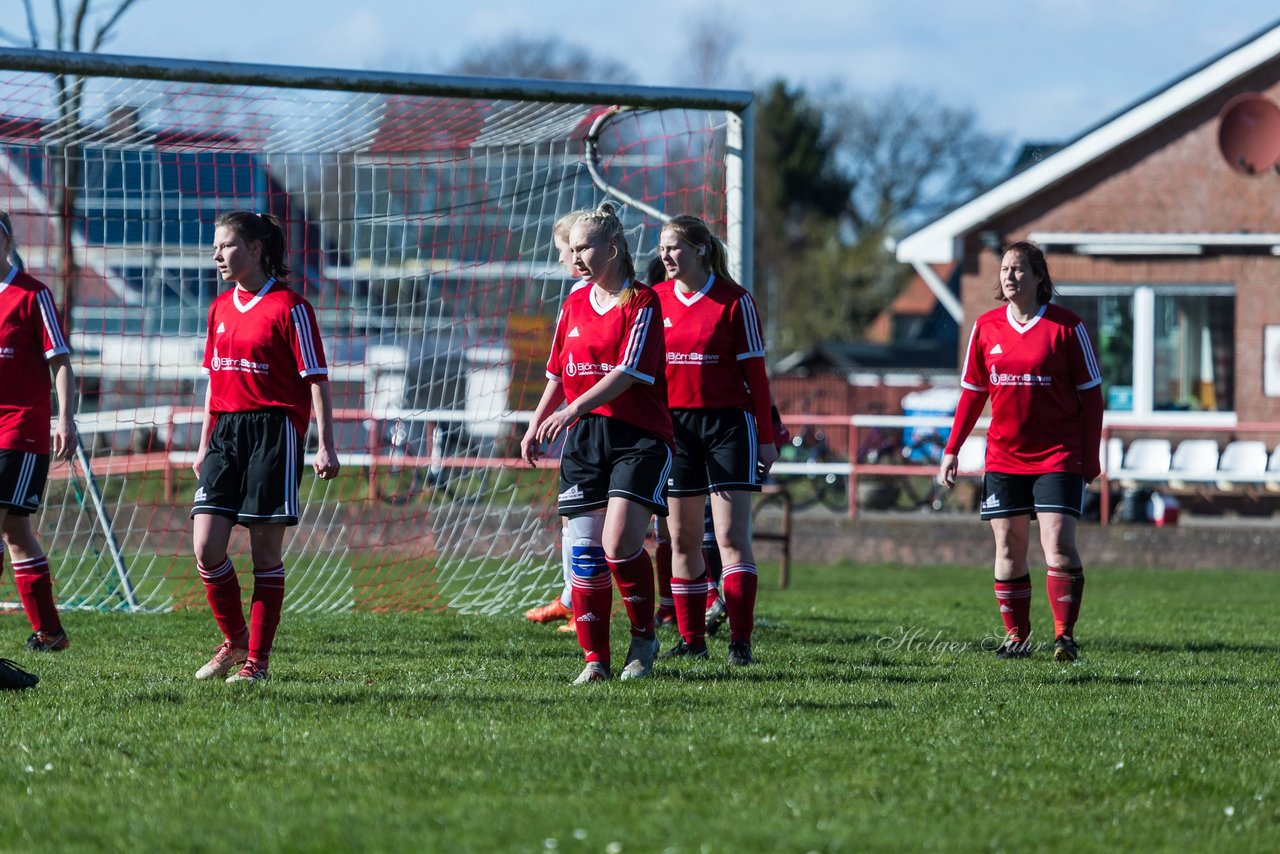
[
  {"left": 619, "top": 635, "right": 659, "bottom": 680},
  {"left": 226, "top": 659, "right": 270, "bottom": 684},
  {"left": 195, "top": 640, "right": 249, "bottom": 681},
  {"left": 573, "top": 661, "right": 611, "bottom": 685}
]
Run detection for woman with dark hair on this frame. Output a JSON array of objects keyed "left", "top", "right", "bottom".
[
  {"left": 653, "top": 215, "right": 776, "bottom": 665},
  {"left": 0, "top": 209, "right": 77, "bottom": 655},
  {"left": 938, "top": 240, "right": 1103, "bottom": 662},
  {"left": 521, "top": 202, "right": 671, "bottom": 684},
  {"left": 191, "top": 211, "right": 340, "bottom": 684}
]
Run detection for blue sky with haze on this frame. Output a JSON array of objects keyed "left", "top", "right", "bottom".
[{"left": 20, "top": 1, "right": 1280, "bottom": 148}]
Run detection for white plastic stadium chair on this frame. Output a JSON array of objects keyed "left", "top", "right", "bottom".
[
  {"left": 1266, "top": 445, "right": 1280, "bottom": 493},
  {"left": 1113, "top": 438, "right": 1171, "bottom": 487},
  {"left": 1167, "top": 439, "right": 1220, "bottom": 490},
  {"left": 1216, "top": 440, "right": 1268, "bottom": 491},
  {"left": 955, "top": 436, "right": 986, "bottom": 475},
  {"left": 1105, "top": 437, "right": 1124, "bottom": 474}
]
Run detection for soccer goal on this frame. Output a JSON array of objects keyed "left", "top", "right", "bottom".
[{"left": 0, "top": 47, "right": 752, "bottom": 615}]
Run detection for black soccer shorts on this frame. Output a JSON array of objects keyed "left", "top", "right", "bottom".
[{"left": 191, "top": 410, "right": 304, "bottom": 526}]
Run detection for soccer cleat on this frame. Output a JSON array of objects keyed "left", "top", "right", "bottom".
[
  {"left": 619, "top": 635, "right": 660, "bottom": 680},
  {"left": 195, "top": 640, "right": 250, "bottom": 681},
  {"left": 727, "top": 640, "right": 754, "bottom": 666},
  {"left": 654, "top": 607, "right": 677, "bottom": 630},
  {"left": 705, "top": 596, "right": 728, "bottom": 636},
  {"left": 524, "top": 599, "right": 573, "bottom": 623},
  {"left": 573, "top": 661, "right": 611, "bottom": 684},
  {"left": 555, "top": 622, "right": 576, "bottom": 634},
  {"left": 226, "top": 660, "right": 270, "bottom": 684},
  {"left": 1053, "top": 634, "right": 1079, "bottom": 662},
  {"left": 0, "top": 658, "right": 38, "bottom": 690},
  {"left": 660, "top": 640, "right": 709, "bottom": 659},
  {"left": 24, "top": 630, "right": 70, "bottom": 652},
  {"left": 995, "top": 638, "right": 1032, "bottom": 660}
]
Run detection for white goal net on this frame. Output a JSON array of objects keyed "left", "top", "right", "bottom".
[{"left": 0, "top": 48, "right": 750, "bottom": 614}]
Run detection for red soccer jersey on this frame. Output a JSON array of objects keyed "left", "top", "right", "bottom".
[
  {"left": 0, "top": 268, "right": 70, "bottom": 452},
  {"left": 546, "top": 281, "right": 673, "bottom": 446},
  {"left": 654, "top": 274, "right": 773, "bottom": 442},
  {"left": 201, "top": 278, "right": 328, "bottom": 437},
  {"left": 958, "top": 302, "right": 1102, "bottom": 475}
]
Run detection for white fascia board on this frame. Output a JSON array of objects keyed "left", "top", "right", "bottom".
[{"left": 895, "top": 26, "right": 1280, "bottom": 265}]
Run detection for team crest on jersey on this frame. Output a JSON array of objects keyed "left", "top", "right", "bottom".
[
  {"left": 568, "top": 326, "right": 581, "bottom": 337},
  {"left": 565, "top": 358, "right": 577, "bottom": 377}
]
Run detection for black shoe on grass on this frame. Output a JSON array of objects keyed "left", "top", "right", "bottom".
[
  {"left": 661, "top": 640, "right": 709, "bottom": 659},
  {"left": 727, "top": 640, "right": 754, "bottom": 666},
  {"left": 995, "top": 639, "right": 1031, "bottom": 660},
  {"left": 1053, "top": 635, "right": 1079, "bottom": 663},
  {"left": 0, "top": 658, "right": 38, "bottom": 690}
]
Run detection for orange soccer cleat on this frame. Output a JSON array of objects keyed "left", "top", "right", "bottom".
[{"left": 524, "top": 599, "right": 573, "bottom": 624}]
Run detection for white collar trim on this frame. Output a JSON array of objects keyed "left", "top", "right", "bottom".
[
  {"left": 232, "top": 277, "right": 276, "bottom": 313},
  {"left": 1005, "top": 302, "right": 1046, "bottom": 333},
  {"left": 675, "top": 272, "right": 715, "bottom": 307}
]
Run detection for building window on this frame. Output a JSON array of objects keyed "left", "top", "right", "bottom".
[{"left": 1056, "top": 285, "right": 1234, "bottom": 417}]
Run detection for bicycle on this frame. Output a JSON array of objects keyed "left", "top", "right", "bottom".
[{"left": 771, "top": 425, "right": 849, "bottom": 513}]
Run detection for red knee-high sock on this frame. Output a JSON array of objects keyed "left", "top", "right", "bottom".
[
  {"left": 1046, "top": 567, "right": 1085, "bottom": 639},
  {"left": 609, "top": 546, "right": 655, "bottom": 638},
  {"left": 570, "top": 546, "right": 613, "bottom": 663},
  {"left": 721, "top": 562, "right": 757, "bottom": 643},
  {"left": 199, "top": 557, "right": 248, "bottom": 647},
  {"left": 248, "top": 564, "right": 286, "bottom": 665},
  {"left": 672, "top": 573, "right": 710, "bottom": 646},
  {"left": 655, "top": 537, "right": 674, "bottom": 614},
  {"left": 994, "top": 574, "right": 1033, "bottom": 643},
  {"left": 12, "top": 555, "right": 61, "bottom": 635}
]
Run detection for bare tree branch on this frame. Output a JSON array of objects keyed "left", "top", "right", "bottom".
[
  {"left": 52, "top": 0, "right": 65, "bottom": 49},
  {"left": 91, "top": 0, "right": 142, "bottom": 51},
  {"left": 24, "top": 0, "right": 39, "bottom": 46},
  {"left": 70, "top": 0, "right": 90, "bottom": 51}
]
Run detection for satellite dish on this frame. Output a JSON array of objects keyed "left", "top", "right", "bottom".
[{"left": 1217, "top": 93, "right": 1280, "bottom": 175}]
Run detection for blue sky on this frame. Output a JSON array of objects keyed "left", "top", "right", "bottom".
[{"left": 20, "top": 1, "right": 1280, "bottom": 148}]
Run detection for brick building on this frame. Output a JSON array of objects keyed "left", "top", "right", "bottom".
[{"left": 895, "top": 21, "right": 1280, "bottom": 431}]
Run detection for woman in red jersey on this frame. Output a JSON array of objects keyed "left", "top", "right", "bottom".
[
  {"left": 652, "top": 215, "right": 777, "bottom": 665},
  {"left": 191, "top": 211, "right": 340, "bottom": 684},
  {"left": 521, "top": 202, "right": 670, "bottom": 684},
  {"left": 0, "top": 210, "right": 77, "bottom": 655},
  {"left": 525, "top": 210, "right": 591, "bottom": 632},
  {"left": 938, "top": 240, "right": 1103, "bottom": 662}
]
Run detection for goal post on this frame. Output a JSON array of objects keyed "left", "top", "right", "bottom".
[{"left": 0, "top": 47, "right": 753, "bottom": 615}]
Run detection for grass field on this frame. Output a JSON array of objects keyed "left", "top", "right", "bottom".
[{"left": 2, "top": 561, "right": 1278, "bottom": 852}]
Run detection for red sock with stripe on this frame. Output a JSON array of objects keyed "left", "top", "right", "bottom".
[
  {"left": 248, "top": 564, "right": 286, "bottom": 665},
  {"left": 994, "top": 574, "right": 1033, "bottom": 643},
  {"left": 609, "top": 546, "right": 656, "bottom": 638},
  {"left": 654, "top": 536, "right": 674, "bottom": 617},
  {"left": 671, "top": 573, "right": 710, "bottom": 647},
  {"left": 1046, "top": 567, "right": 1085, "bottom": 639},
  {"left": 12, "top": 555, "right": 61, "bottom": 635},
  {"left": 570, "top": 545, "right": 613, "bottom": 664},
  {"left": 198, "top": 557, "right": 248, "bottom": 647},
  {"left": 721, "top": 562, "right": 757, "bottom": 643}
]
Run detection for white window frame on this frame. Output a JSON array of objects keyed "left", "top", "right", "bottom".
[{"left": 1057, "top": 283, "right": 1236, "bottom": 427}]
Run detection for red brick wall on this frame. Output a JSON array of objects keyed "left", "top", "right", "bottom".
[{"left": 955, "top": 63, "right": 1280, "bottom": 423}]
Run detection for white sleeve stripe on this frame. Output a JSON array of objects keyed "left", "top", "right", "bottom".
[
  {"left": 36, "top": 290, "right": 68, "bottom": 352},
  {"left": 621, "top": 307, "right": 652, "bottom": 370},
  {"left": 1076, "top": 378, "right": 1102, "bottom": 391},
  {"left": 960, "top": 380, "right": 986, "bottom": 392},
  {"left": 736, "top": 350, "right": 766, "bottom": 361},
  {"left": 1073, "top": 322, "right": 1103, "bottom": 382},
  {"left": 620, "top": 365, "right": 655, "bottom": 385},
  {"left": 958, "top": 322, "right": 978, "bottom": 384},
  {"left": 291, "top": 304, "right": 322, "bottom": 372},
  {"left": 738, "top": 294, "right": 765, "bottom": 354}
]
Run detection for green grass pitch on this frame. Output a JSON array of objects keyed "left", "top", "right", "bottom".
[{"left": 1, "top": 562, "right": 1277, "bottom": 851}]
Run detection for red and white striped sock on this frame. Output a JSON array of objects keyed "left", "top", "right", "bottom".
[
  {"left": 721, "top": 562, "right": 757, "bottom": 644},
  {"left": 248, "top": 564, "right": 286, "bottom": 665},
  {"left": 198, "top": 557, "right": 247, "bottom": 647},
  {"left": 671, "top": 573, "right": 710, "bottom": 647},
  {"left": 12, "top": 555, "right": 61, "bottom": 635},
  {"left": 609, "top": 545, "right": 656, "bottom": 638},
  {"left": 1046, "top": 567, "right": 1085, "bottom": 639},
  {"left": 994, "top": 575, "right": 1033, "bottom": 643},
  {"left": 570, "top": 547, "right": 613, "bottom": 664}
]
